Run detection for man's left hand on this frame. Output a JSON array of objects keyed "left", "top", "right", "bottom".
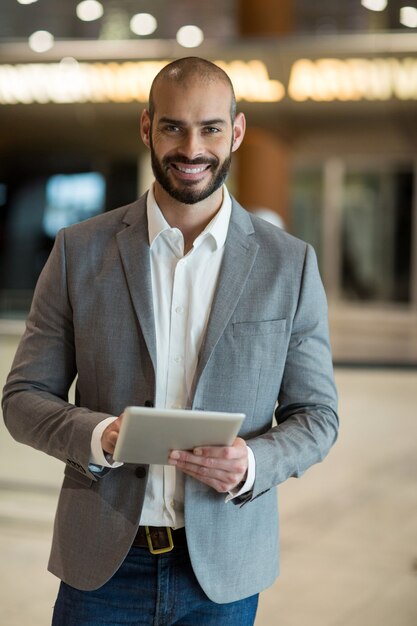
[{"left": 168, "top": 437, "right": 248, "bottom": 493}]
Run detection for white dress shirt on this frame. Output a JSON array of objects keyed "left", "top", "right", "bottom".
[{"left": 90, "top": 184, "right": 255, "bottom": 528}]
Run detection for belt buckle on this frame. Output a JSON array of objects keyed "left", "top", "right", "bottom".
[{"left": 145, "top": 526, "right": 174, "bottom": 555}]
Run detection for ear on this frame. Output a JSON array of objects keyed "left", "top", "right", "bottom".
[
  {"left": 231, "top": 112, "right": 246, "bottom": 153},
  {"left": 140, "top": 109, "right": 151, "bottom": 148}
]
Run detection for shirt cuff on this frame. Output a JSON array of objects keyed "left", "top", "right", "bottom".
[
  {"left": 225, "top": 445, "right": 255, "bottom": 502},
  {"left": 90, "top": 417, "right": 124, "bottom": 469}
]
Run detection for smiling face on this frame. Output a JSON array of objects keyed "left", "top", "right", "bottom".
[{"left": 141, "top": 76, "right": 245, "bottom": 207}]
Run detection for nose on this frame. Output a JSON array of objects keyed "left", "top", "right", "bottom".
[{"left": 177, "top": 129, "right": 204, "bottom": 160}]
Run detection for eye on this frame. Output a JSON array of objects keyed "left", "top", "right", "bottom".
[
  {"left": 162, "top": 124, "right": 181, "bottom": 134},
  {"left": 203, "top": 126, "right": 221, "bottom": 134}
]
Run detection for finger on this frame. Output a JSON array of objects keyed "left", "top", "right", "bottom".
[
  {"left": 101, "top": 416, "right": 122, "bottom": 454},
  {"left": 171, "top": 457, "right": 242, "bottom": 478},
  {"left": 102, "top": 430, "right": 118, "bottom": 454},
  {"left": 193, "top": 437, "right": 247, "bottom": 460},
  {"left": 168, "top": 449, "right": 233, "bottom": 470},
  {"left": 179, "top": 463, "right": 242, "bottom": 493},
  {"left": 108, "top": 430, "right": 119, "bottom": 446},
  {"left": 169, "top": 453, "right": 247, "bottom": 485},
  {"left": 169, "top": 439, "right": 247, "bottom": 470}
]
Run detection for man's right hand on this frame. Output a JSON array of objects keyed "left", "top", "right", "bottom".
[{"left": 101, "top": 413, "right": 123, "bottom": 455}]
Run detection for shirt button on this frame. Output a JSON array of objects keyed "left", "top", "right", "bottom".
[
  {"left": 174, "top": 356, "right": 183, "bottom": 364},
  {"left": 175, "top": 306, "right": 184, "bottom": 314}
]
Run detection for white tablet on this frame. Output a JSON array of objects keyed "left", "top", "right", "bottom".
[{"left": 113, "top": 406, "right": 245, "bottom": 465}]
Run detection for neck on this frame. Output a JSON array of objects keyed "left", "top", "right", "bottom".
[{"left": 153, "top": 184, "right": 223, "bottom": 253}]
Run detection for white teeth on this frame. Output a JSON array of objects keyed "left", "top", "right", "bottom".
[{"left": 176, "top": 165, "right": 207, "bottom": 174}]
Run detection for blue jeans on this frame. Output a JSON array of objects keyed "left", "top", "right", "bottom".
[{"left": 51, "top": 545, "right": 259, "bottom": 625}]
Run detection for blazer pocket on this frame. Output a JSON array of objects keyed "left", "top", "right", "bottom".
[
  {"left": 64, "top": 464, "right": 93, "bottom": 488},
  {"left": 233, "top": 319, "right": 287, "bottom": 337}
]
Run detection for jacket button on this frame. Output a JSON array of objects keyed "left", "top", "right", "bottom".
[
  {"left": 135, "top": 466, "right": 147, "bottom": 478},
  {"left": 144, "top": 400, "right": 154, "bottom": 407}
]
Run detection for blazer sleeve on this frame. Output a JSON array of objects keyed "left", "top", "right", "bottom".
[
  {"left": 2, "top": 229, "right": 111, "bottom": 480},
  {"left": 245, "top": 243, "right": 339, "bottom": 501}
]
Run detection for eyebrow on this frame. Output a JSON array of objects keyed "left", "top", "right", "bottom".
[{"left": 158, "top": 116, "right": 228, "bottom": 127}]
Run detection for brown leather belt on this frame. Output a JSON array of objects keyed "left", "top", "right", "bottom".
[{"left": 132, "top": 526, "right": 187, "bottom": 554}]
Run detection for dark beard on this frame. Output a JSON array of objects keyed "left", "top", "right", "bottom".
[{"left": 149, "top": 140, "right": 232, "bottom": 205}]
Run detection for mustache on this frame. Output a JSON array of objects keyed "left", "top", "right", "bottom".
[{"left": 163, "top": 155, "right": 218, "bottom": 167}]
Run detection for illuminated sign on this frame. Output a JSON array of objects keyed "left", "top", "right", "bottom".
[
  {"left": 216, "top": 60, "right": 285, "bottom": 102},
  {"left": 289, "top": 57, "right": 417, "bottom": 101},
  {"left": 0, "top": 59, "right": 284, "bottom": 105},
  {"left": 0, "top": 57, "right": 416, "bottom": 105}
]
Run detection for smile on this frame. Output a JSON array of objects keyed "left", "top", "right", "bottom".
[
  {"left": 174, "top": 165, "right": 209, "bottom": 174},
  {"left": 172, "top": 164, "right": 211, "bottom": 174}
]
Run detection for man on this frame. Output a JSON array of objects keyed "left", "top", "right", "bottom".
[{"left": 2, "top": 57, "right": 338, "bottom": 625}]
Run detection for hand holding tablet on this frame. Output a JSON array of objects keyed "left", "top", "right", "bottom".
[{"left": 112, "top": 406, "right": 245, "bottom": 465}]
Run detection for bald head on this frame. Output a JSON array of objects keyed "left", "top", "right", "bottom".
[{"left": 149, "top": 57, "right": 237, "bottom": 122}]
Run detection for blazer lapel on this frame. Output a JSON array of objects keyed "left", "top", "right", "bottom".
[
  {"left": 191, "top": 200, "right": 259, "bottom": 399},
  {"left": 116, "top": 195, "right": 157, "bottom": 373}
]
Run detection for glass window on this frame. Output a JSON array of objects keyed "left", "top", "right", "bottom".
[
  {"left": 0, "top": 172, "right": 105, "bottom": 319},
  {"left": 43, "top": 172, "right": 105, "bottom": 238},
  {"left": 0, "top": 171, "right": 105, "bottom": 319},
  {"left": 341, "top": 167, "right": 413, "bottom": 303},
  {"left": 0, "top": 156, "right": 138, "bottom": 319},
  {"left": 290, "top": 167, "right": 324, "bottom": 269}
]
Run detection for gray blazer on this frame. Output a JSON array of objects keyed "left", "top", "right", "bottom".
[{"left": 2, "top": 193, "right": 338, "bottom": 603}]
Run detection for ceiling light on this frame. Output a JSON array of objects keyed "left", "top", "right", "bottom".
[
  {"left": 361, "top": 0, "right": 388, "bottom": 11},
  {"left": 16, "top": 0, "right": 39, "bottom": 5},
  {"left": 176, "top": 25, "right": 204, "bottom": 48},
  {"left": 76, "top": 0, "right": 103, "bottom": 22},
  {"left": 400, "top": 6, "right": 417, "bottom": 27},
  {"left": 59, "top": 57, "right": 79, "bottom": 68},
  {"left": 130, "top": 13, "right": 157, "bottom": 36},
  {"left": 28, "top": 30, "right": 54, "bottom": 53},
  {"left": 361, "top": 0, "right": 387, "bottom": 11}
]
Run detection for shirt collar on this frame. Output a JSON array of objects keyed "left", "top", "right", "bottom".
[{"left": 147, "top": 183, "right": 232, "bottom": 251}]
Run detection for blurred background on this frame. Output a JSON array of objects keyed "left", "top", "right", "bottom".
[{"left": 0, "top": 1, "right": 416, "bottom": 625}]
